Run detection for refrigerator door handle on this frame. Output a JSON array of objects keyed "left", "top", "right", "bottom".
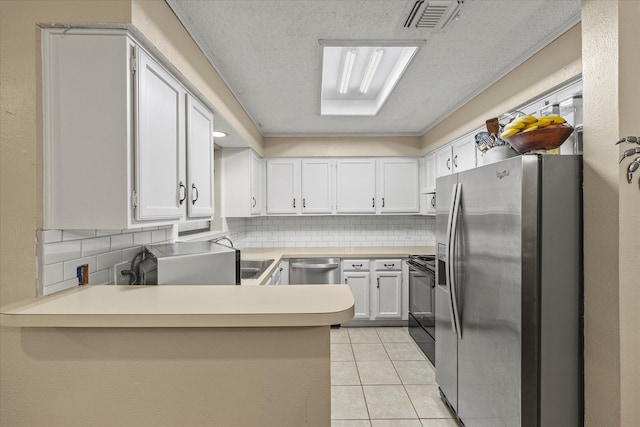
[
  {"left": 445, "top": 183, "right": 460, "bottom": 336},
  {"left": 449, "top": 183, "right": 463, "bottom": 338}
]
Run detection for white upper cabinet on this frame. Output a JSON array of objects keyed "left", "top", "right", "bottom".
[
  {"left": 136, "top": 48, "right": 186, "bottom": 221},
  {"left": 422, "top": 153, "right": 436, "bottom": 193},
  {"left": 42, "top": 29, "right": 215, "bottom": 229},
  {"left": 378, "top": 158, "right": 419, "bottom": 214},
  {"left": 221, "top": 148, "right": 264, "bottom": 217},
  {"left": 301, "top": 159, "right": 334, "bottom": 214},
  {"left": 186, "top": 94, "right": 215, "bottom": 217},
  {"left": 451, "top": 135, "right": 477, "bottom": 173},
  {"left": 435, "top": 134, "right": 478, "bottom": 178},
  {"left": 336, "top": 159, "right": 377, "bottom": 214},
  {"left": 435, "top": 144, "right": 453, "bottom": 178},
  {"left": 266, "top": 159, "right": 300, "bottom": 214},
  {"left": 251, "top": 152, "right": 264, "bottom": 215}
]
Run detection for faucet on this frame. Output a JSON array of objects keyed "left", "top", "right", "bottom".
[{"left": 211, "top": 236, "right": 234, "bottom": 248}]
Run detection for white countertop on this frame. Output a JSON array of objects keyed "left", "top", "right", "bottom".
[
  {"left": 240, "top": 246, "right": 436, "bottom": 286},
  {"left": 1, "top": 246, "right": 433, "bottom": 328},
  {"left": 0, "top": 284, "right": 354, "bottom": 328}
]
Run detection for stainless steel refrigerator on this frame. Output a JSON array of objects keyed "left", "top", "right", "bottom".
[{"left": 435, "top": 154, "right": 582, "bottom": 427}]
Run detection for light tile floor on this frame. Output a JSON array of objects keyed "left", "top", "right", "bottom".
[{"left": 331, "top": 327, "right": 458, "bottom": 427}]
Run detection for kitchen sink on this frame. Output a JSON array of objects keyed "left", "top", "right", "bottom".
[{"left": 240, "top": 259, "right": 274, "bottom": 279}]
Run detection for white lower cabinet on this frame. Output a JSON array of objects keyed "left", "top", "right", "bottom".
[
  {"left": 343, "top": 270, "right": 371, "bottom": 320},
  {"left": 342, "top": 258, "right": 405, "bottom": 321}
]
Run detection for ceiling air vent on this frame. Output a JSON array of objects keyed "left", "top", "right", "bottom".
[{"left": 404, "top": 0, "right": 463, "bottom": 30}]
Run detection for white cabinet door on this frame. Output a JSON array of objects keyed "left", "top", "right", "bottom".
[
  {"left": 372, "top": 271, "right": 402, "bottom": 319},
  {"left": 423, "top": 193, "right": 436, "bottom": 215},
  {"left": 423, "top": 153, "right": 436, "bottom": 192},
  {"left": 221, "top": 148, "right": 263, "bottom": 217},
  {"left": 378, "top": 158, "right": 419, "bottom": 213},
  {"left": 301, "top": 159, "right": 334, "bottom": 214},
  {"left": 186, "top": 94, "right": 214, "bottom": 217},
  {"left": 266, "top": 159, "right": 300, "bottom": 214},
  {"left": 136, "top": 48, "right": 185, "bottom": 221},
  {"left": 251, "top": 152, "right": 264, "bottom": 215},
  {"left": 452, "top": 136, "right": 477, "bottom": 173},
  {"left": 344, "top": 271, "right": 370, "bottom": 320},
  {"left": 336, "top": 159, "right": 376, "bottom": 214},
  {"left": 435, "top": 146, "right": 453, "bottom": 178}
]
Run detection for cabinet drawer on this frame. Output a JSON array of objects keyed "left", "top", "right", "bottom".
[
  {"left": 373, "top": 259, "right": 402, "bottom": 271},
  {"left": 342, "top": 259, "right": 370, "bottom": 271}
]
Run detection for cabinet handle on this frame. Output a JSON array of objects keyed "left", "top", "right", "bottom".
[
  {"left": 252, "top": 196, "right": 257, "bottom": 208},
  {"left": 382, "top": 197, "right": 385, "bottom": 208},
  {"left": 303, "top": 198, "right": 306, "bottom": 208},
  {"left": 353, "top": 264, "right": 363, "bottom": 269},
  {"left": 191, "top": 183, "right": 199, "bottom": 205},
  {"left": 384, "top": 263, "right": 395, "bottom": 268},
  {"left": 372, "top": 197, "right": 375, "bottom": 208},
  {"left": 377, "top": 277, "right": 380, "bottom": 288},
  {"left": 293, "top": 198, "right": 296, "bottom": 208},
  {"left": 431, "top": 194, "right": 436, "bottom": 207},
  {"left": 179, "top": 181, "right": 186, "bottom": 205},
  {"left": 454, "top": 155, "right": 458, "bottom": 168},
  {"left": 446, "top": 158, "right": 451, "bottom": 170}
]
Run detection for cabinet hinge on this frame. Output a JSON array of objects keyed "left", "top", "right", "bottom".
[
  {"left": 130, "top": 53, "right": 137, "bottom": 74},
  {"left": 131, "top": 191, "right": 138, "bottom": 208}
]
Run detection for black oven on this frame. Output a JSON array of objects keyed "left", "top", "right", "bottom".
[{"left": 408, "top": 255, "right": 436, "bottom": 365}]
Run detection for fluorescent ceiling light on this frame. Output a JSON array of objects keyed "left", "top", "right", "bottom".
[
  {"left": 320, "top": 41, "right": 423, "bottom": 116},
  {"left": 359, "top": 49, "right": 384, "bottom": 94},
  {"left": 339, "top": 50, "right": 357, "bottom": 95},
  {"left": 212, "top": 131, "right": 227, "bottom": 138}
]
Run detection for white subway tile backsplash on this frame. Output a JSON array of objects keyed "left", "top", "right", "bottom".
[
  {"left": 81, "top": 237, "right": 111, "bottom": 256},
  {"left": 39, "top": 216, "right": 433, "bottom": 295},
  {"left": 42, "top": 229, "right": 62, "bottom": 243},
  {"left": 39, "top": 225, "right": 166, "bottom": 296},
  {"left": 96, "top": 229, "right": 122, "bottom": 237},
  {"left": 111, "top": 233, "right": 133, "bottom": 250},
  {"left": 42, "top": 263, "right": 63, "bottom": 286},
  {"left": 133, "top": 231, "right": 152, "bottom": 245},
  {"left": 90, "top": 269, "right": 110, "bottom": 285},
  {"left": 122, "top": 246, "right": 144, "bottom": 263},
  {"left": 235, "top": 215, "right": 435, "bottom": 249},
  {"left": 63, "top": 229, "right": 96, "bottom": 241},
  {"left": 43, "top": 278, "right": 77, "bottom": 296},
  {"left": 97, "top": 251, "right": 122, "bottom": 271},
  {"left": 43, "top": 240, "right": 82, "bottom": 264},
  {"left": 151, "top": 229, "right": 166, "bottom": 243}
]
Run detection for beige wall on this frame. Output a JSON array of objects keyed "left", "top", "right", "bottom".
[
  {"left": 264, "top": 135, "right": 422, "bottom": 157},
  {"left": 582, "top": 1, "right": 640, "bottom": 425},
  {"left": 1, "top": 0, "right": 638, "bottom": 425},
  {"left": 130, "top": 0, "right": 263, "bottom": 155},
  {"left": 421, "top": 24, "right": 583, "bottom": 154}
]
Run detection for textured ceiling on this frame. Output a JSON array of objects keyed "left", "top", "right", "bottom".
[{"left": 167, "top": 0, "right": 580, "bottom": 145}]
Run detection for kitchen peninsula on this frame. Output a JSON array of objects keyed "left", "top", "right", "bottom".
[{"left": 0, "top": 285, "right": 354, "bottom": 426}]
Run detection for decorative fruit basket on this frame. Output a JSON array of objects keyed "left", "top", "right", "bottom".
[{"left": 500, "top": 115, "right": 574, "bottom": 154}]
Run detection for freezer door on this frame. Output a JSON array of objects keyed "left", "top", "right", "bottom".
[
  {"left": 455, "top": 156, "right": 529, "bottom": 427},
  {"left": 434, "top": 173, "right": 459, "bottom": 411}
]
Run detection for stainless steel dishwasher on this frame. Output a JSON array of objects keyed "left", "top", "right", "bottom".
[{"left": 288, "top": 258, "right": 341, "bottom": 284}]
